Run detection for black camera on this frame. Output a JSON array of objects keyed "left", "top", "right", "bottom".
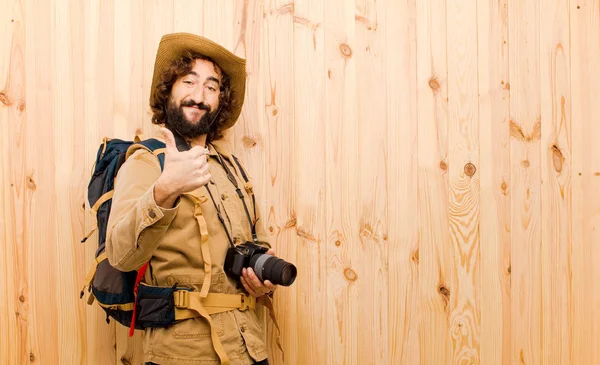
[{"left": 225, "top": 242, "right": 297, "bottom": 287}]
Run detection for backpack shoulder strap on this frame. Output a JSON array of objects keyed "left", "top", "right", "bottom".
[{"left": 125, "top": 138, "right": 166, "bottom": 171}]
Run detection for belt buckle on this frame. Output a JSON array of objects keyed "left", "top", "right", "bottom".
[
  {"left": 239, "top": 294, "right": 255, "bottom": 311},
  {"left": 173, "top": 290, "right": 190, "bottom": 308}
]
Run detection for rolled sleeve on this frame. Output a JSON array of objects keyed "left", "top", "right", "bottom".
[{"left": 106, "top": 149, "right": 179, "bottom": 272}]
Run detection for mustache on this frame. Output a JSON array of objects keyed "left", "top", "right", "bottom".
[{"left": 180, "top": 100, "right": 211, "bottom": 111}]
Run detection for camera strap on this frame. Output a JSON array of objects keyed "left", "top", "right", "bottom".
[
  {"left": 211, "top": 148, "right": 259, "bottom": 244},
  {"left": 205, "top": 187, "right": 236, "bottom": 249}
]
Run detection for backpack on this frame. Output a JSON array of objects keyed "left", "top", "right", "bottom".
[{"left": 80, "top": 135, "right": 165, "bottom": 330}]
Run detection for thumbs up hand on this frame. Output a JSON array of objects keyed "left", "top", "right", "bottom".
[{"left": 153, "top": 127, "right": 211, "bottom": 208}]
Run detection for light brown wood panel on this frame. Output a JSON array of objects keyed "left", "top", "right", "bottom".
[
  {"left": 477, "top": 1, "right": 511, "bottom": 364},
  {"left": 24, "top": 0, "right": 60, "bottom": 362},
  {"left": 52, "top": 0, "right": 87, "bottom": 363},
  {"left": 354, "top": 0, "right": 388, "bottom": 363},
  {"left": 324, "top": 1, "right": 360, "bottom": 364},
  {"left": 508, "top": 0, "right": 543, "bottom": 364},
  {"left": 446, "top": 0, "right": 481, "bottom": 363},
  {"left": 2, "top": 1, "right": 600, "bottom": 364},
  {"left": 570, "top": 0, "right": 600, "bottom": 364},
  {"left": 385, "top": 0, "right": 419, "bottom": 364},
  {"left": 82, "top": 1, "right": 118, "bottom": 364},
  {"left": 540, "top": 0, "right": 573, "bottom": 364},
  {"left": 416, "top": 0, "right": 452, "bottom": 363},
  {"left": 291, "top": 0, "right": 327, "bottom": 364},
  {"left": 1, "top": 0, "right": 26, "bottom": 364},
  {"left": 262, "top": 1, "right": 298, "bottom": 364}
]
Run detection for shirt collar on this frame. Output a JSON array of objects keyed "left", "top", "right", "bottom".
[{"left": 208, "top": 138, "right": 233, "bottom": 159}]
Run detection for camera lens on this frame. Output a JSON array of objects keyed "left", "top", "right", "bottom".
[{"left": 249, "top": 254, "right": 297, "bottom": 286}]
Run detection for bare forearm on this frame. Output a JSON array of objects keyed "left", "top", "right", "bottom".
[{"left": 153, "top": 178, "right": 179, "bottom": 209}]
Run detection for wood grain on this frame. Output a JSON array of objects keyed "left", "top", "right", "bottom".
[
  {"left": 113, "top": 0, "right": 143, "bottom": 138},
  {"left": 324, "top": 0, "right": 360, "bottom": 364},
  {"left": 82, "top": 1, "right": 118, "bottom": 364},
  {"left": 25, "top": 0, "right": 59, "bottom": 362},
  {"left": 172, "top": 0, "right": 203, "bottom": 36},
  {"left": 570, "top": 1, "right": 600, "bottom": 364},
  {"left": 2, "top": 1, "right": 600, "bottom": 364},
  {"left": 385, "top": 0, "right": 420, "bottom": 363},
  {"left": 354, "top": 0, "right": 389, "bottom": 363},
  {"left": 52, "top": 0, "right": 87, "bottom": 363},
  {"left": 477, "top": 1, "right": 511, "bottom": 364},
  {"left": 231, "top": 0, "right": 266, "bottom": 183},
  {"left": 141, "top": 0, "right": 173, "bottom": 137},
  {"left": 230, "top": 0, "right": 276, "bottom": 349},
  {"left": 540, "top": 0, "right": 573, "bottom": 364},
  {"left": 416, "top": 0, "right": 452, "bottom": 363},
  {"left": 0, "top": 0, "right": 27, "bottom": 364},
  {"left": 508, "top": 0, "right": 543, "bottom": 364},
  {"left": 446, "top": 0, "right": 481, "bottom": 363},
  {"left": 262, "top": 1, "right": 298, "bottom": 363},
  {"left": 292, "top": 0, "right": 327, "bottom": 364}
]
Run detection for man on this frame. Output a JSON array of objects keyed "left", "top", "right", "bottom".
[{"left": 106, "top": 33, "right": 277, "bottom": 365}]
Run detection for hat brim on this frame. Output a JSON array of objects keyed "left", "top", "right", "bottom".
[{"left": 150, "top": 33, "right": 246, "bottom": 130}]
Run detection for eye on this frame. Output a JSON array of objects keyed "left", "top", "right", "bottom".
[{"left": 183, "top": 80, "right": 194, "bottom": 85}]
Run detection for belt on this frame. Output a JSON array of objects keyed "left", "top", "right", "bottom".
[
  {"left": 173, "top": 291, "right": 256, "bottom": 319},
  {"left": 171, "top": 291, "right": 257, "bottom": 365}
]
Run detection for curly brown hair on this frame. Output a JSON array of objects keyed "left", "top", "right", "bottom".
[{"left": 150, "top": 51, "right": 234, "bottom": 142}]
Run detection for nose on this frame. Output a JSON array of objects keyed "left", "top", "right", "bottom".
[{"left": 189, "top": 84, "right": 205, "bottom": 104}]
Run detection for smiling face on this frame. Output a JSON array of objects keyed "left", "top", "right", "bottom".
[{"left": 165, "top": 58, "right": 223, "bottom": 139}]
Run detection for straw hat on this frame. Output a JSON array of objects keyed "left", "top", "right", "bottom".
[{"left": 150, "top": 33, "right": 246, "bottom": 130}]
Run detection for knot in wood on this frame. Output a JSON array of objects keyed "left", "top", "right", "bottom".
[
  {"left": 464, "top": 163, "right": 476, "bottom": 177},
  {"left": 551, "top": 145, "right": 564, "bottom": 173},
  {"left": 439, "top": 285, "right": 450, "bottom": 297},
  {"left": 242, "top": 136, "right": 257, "bottom": 148},
  {"left": 0, "top": 92, "right": 11, "bottom": 106},
  {"left": 18, "top": 100, "right": 26, "bottom": 114},
  {"left": 344, "top": 268, "right": 358, "bottom": 282},
  {"left": 412, "top": 249, "right": 419, "bottom": 264},
  {"left": 428, "top": 76, "right": 440, "bottom": 92},
  {"left": 339, "top": 43, "right": 353, "bottom": 58},
  {"left": 27, "top": 176, "right": 36, "bottom": 191}
]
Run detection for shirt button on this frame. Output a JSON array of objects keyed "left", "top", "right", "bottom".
[
  {"left": 148, "top": 210, "right": 156, "bottom": 218},
  {"left": 221, "top": 194, "right": 228, "bottom": 200},
  {"left": 240, "top": 326, "right": 246, "bottom": 332}
]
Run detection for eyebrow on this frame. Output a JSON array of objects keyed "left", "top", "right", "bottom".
[
  {"left": 205, "top": 76, "right": 220, "bottom": 85},
  {"left": 188, "top": 71, "right": 220, "bottom": 85}
]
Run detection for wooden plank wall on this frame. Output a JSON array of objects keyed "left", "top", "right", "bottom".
[{"left": 1, "top": 0, "right": 599, "bottom": 364}]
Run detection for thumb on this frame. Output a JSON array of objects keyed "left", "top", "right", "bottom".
[{"left": 159, "top": 127, "right": 177, "bottom": 152}]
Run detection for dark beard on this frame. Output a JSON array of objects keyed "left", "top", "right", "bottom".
[{"left": 165, "top": 98, "right": 218, "bottom": 139}]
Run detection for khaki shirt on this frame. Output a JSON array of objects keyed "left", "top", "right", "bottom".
[{"left": 106, "top": 138, "right": 270, "bottom": 365}]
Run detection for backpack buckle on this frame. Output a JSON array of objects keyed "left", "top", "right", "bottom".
[{"left": 173, "top": 290, "right": 190, "bottom": 308}]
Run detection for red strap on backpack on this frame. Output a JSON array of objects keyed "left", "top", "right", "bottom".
[{"left": 129, "top": 262, "right": 149, "bottom": 337}]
